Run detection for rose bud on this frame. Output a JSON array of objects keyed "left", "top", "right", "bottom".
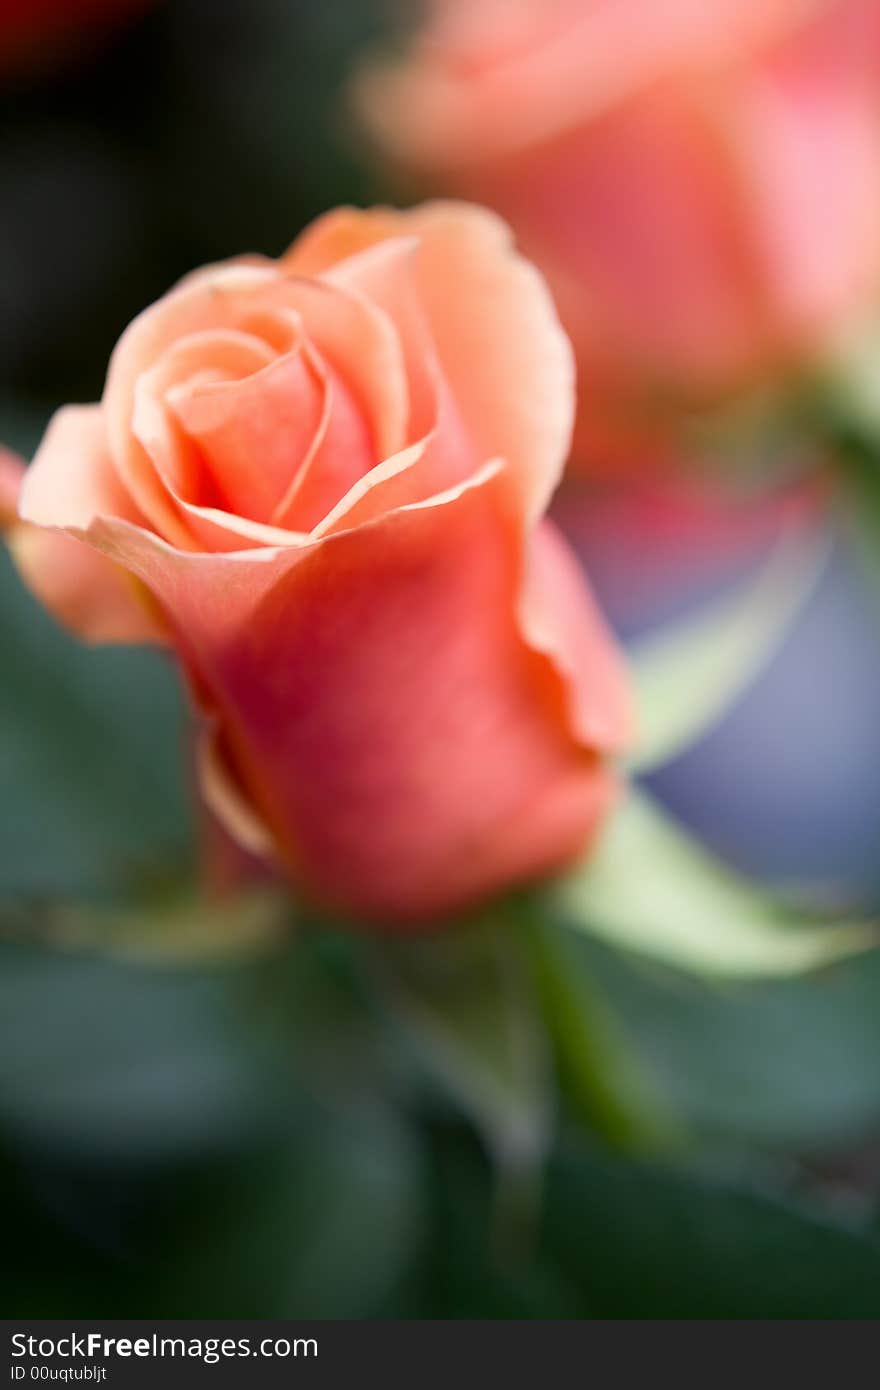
[
  {"left": 355, "top": 0, "right": 880, "bottom": 470},
  {"left": 10, "top": 202, "right": 632, "bottom": 924}
]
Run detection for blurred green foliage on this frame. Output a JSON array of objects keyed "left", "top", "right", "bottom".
[
  {"left": 0, "top": 547, "right": 191, "bottom": 902},
  {"left": 5, "top": 891, "right": 880, "bottom": 1315}
]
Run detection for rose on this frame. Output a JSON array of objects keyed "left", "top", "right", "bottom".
[
  {"left": 355, "top": 0, "right": 880, "bottom": 470},
  {"left": 10, "top": 201, "right": 632, "bottom": 924}
]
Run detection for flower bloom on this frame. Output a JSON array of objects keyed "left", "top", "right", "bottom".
[
  {"left": 355, "top": 0, "right": 880, "bottom": 469},
  {"left": 11, "top": 202, "right": 632, "bottom": 923}
]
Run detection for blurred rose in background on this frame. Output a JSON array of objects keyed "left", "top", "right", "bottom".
[{"left": 357, "top": 0, "right": 880, "bottom": 470}]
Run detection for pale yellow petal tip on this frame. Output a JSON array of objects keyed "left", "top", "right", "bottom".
[{"left": 198, "top": 727, "right": 276, "bottom": 861}]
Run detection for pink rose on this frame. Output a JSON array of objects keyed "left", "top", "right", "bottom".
[
  {"left": 356, "top": 0, "right": 880, "bottom": 469},
  {"left": 11, "top": 202, "right": 631, "bottom": 924}
]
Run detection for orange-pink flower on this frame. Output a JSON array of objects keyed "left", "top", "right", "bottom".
[
  {"left": 10, "top": 203, "right": 631, "bottom": 924},
  {"left": 356, "top": 0, "right": 880, "bottom": 470}
]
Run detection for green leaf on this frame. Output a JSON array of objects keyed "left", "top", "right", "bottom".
[
  {"left": 0, "top": 938, "right": 289, "bottom": 1161},
  {"left": 816, "top": 321, "right": 880, "bottom": 461},
  {"left": 0, "top": 1146, "right": 133, "bottom": 1318},
  {"left": 1, "top": 1106, "right": 425, "bottom": 1320},
  {"left": 544, "top": 1147, "right": 880, "bottom": 1318},
  {"left": 628, "top": 527, "right": 828, "bottom": 774},
  {"left": 6, "top": 888, "right": 292, "bottom": 964},
  {"left": 553, "top": 788, "right": 877, "bottom": 979},
  {"left": 410, "top": 1127, "right": 584, "bottom": 1319},
  {"left": 801, "top": 328, "right": 880, "bottom": 567},
  {"left": 0, "top": 549, "right": 193, "bottom": 902},
  {"left": 149, "top": 1108, "right": 425, "bottom": 1319},
  {"left": 0, "top": 406, "right": 192, "bottom": 902},
  {"left": 518, "top": 917, "right": 679, "bottom": 1155},
  {"left": 406, "top": 1126, "right": 880, "bottom": 1317},
  {"left": 372, "top": 921, "right": 552, "bottom": 1174},
  {"left": 838, "top": 466, "right": 880, "bottom": 610},
  {"left": 581, "top": 937, "right": 880, "bottom": 1150}
]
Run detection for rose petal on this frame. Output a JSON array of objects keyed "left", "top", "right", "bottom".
[
  {"left": 270, "top": 353, "right": 377, "bottom": 533},
  {"left": 16, "top": 405, "right": 165, "bottom": 643},
  {"left": 105, "top": 262, "right": 279, "bottom": 545},
  {"left": 520, "top": 518, "right": 634, "bottom": 752},
  {"left": 321, "top": 234, "right": 483, "bottom": 507},
  {"left": 169, "top": 341, "right": 325, "bottom": 523},
  {"left": 286, "top": 231, "right": 482, "bottom": 533},
  {"left": 133, "top": 331, "right": 272, "bottom": 508},
  {"left": 279, "top": 276, "right": 408, "bottom": 462},
  {"left": 105, "top": 262, "right": 409, "bottom": 547},
  {"left": 290, "top": 203, "right": 575, "bottom": 522},
  {"left": 726, "top": 22, "right": 880, "bottom": 363},
  {"left": 83, "top": 461, "right": 620, "bottom": 920},
  {"left": 492, "top": 90, "right": 765, "bottom": 390},
  {"left": 356, "top": 0, "right": 821, "bottom": 165},
  {"left": 131, "top": 340, "right": 311, "bottom": 552}
]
